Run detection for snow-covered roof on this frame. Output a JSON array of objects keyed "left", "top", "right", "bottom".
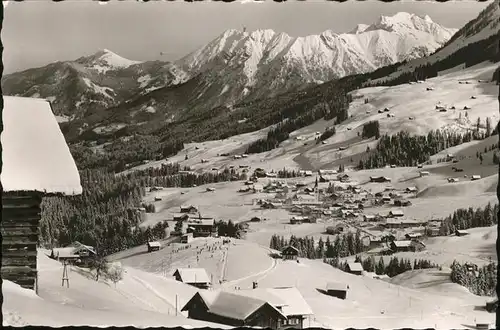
[
  {"left": 236, "top": 287, "right": 313, "bottom": 317},
  {"left": 1, "top": 96, "right": 82, "bottom": 195},
  {"left": 174, "top": 268, "right": 211, "bottom": 284},
  {"left": 392, "top": 240, "right": 412, "bottom": 247},
  {"left": 147, "top": 241, "right": 161, "bottom": 248},
  {"left": 52, "top": 247, "right": 78, "bottom": 259},
  {"left": 389, "top": 210, "right": 405, "bottom": 216},
  {"left": 186, "top": 219, "right": 215, "bottom": 226},
  {"left": 202, "top": 291, "right": 286, "bottom": 321},
  {"left": 347, "top": 262, "right": 364, "bottom": 272},
  {"left": 326, "top": 282, "right": 348, "bottom": 292}
]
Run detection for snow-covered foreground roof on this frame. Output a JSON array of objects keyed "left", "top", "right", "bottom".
[
  {"left": 174, "top": 268, "right": 211, "bottom": 284},
  {"left": 1, "top": 96, "right": 82, "bottom": 195}
]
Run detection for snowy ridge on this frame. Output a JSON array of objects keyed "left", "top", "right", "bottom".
[
  {"left": 372, "top": 0, "right": 500, "bottom": 84},
  {"left": 171, "top": 12, "right": 457, "bottom": 102}
]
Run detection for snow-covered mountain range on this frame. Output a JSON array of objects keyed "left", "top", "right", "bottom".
[{"left": 2, "top": 12, "right": 457, "bottom": 120}]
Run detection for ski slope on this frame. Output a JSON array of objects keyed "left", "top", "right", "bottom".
[{"left": 2, "top": 251, "right": 230, "bottom": 328}]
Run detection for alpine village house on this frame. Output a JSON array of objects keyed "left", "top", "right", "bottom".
[
  {"left": 1, "top": 96, "right": 82, "bottom": 292},
  {"left": 181, "top": 286, "right": 313, "bottom": 329}
]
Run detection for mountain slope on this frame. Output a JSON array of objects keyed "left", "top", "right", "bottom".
[{"left": 1, "top": 49, "right": 186, "bottom": 119}]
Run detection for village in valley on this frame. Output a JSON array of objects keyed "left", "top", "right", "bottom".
[{"left": 1, "top": 0, "right": 500, "bottom": 329}]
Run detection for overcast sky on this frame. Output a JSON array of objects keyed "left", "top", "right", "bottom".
[{"left": 2, "top": 0, "right": 491, "bottom": 74}]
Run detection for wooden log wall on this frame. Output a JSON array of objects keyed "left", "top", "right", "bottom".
[{"left": 1, "top": 192, "right": 42, "bottom": 291}]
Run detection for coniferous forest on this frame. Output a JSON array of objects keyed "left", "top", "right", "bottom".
[
  {"left": 450, "top": 260, "right": 497, "bottom": 296},
  {"left": 328, "top": 255, "right": 439, "bottom": 278},
  {"left": 269, "top": 231, "right": 367, "bottom": 259},
  {"left": 358, "top": 129, "right": 484, "bottom": 169},
  {"left": 436, "top": 202, "right": 498, "bottom": 236},
  {"left": 40, "top": 164, "right": 246, "bottom": 256}
]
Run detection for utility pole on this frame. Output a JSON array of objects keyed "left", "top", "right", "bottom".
[
  {"left": 175, "top": 294, "right": 178, "bottom": 316},
  {"left": 61, "top": 260, "right": 70, "bottom": 288}
]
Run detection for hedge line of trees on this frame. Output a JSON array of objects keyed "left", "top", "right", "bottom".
[
  {"left": 327, "top": 255, "right": 439, "bottom": 278},
  {"left": 40, "top": 164, "right": 246, "bottom": 256},
  {"left": 358, "top": 129, "right": 481, "bottom": 169},
  {"left": 269, "top": 231, "right": 367, "bottom": 259},
  {"left": 450, "top": 260, "right": 497, "bottom": 296}
]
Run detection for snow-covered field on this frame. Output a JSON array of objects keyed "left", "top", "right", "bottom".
[
  {"left": 217, "top": 257, "right": 494, "bottom": 329},
  {"left": 2, "top": 251, "right": 230, "bottom": 328},
  {"left": 350, "top": 225, "right": 497, "bottom": 267}
]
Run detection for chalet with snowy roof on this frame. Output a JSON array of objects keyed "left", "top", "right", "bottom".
[
  {"left": 173, "top": 268, "right": 211, "bottom": 289},
  {"left": 419, "top": 171, "right": 430, "bottom": 177},
  {"left": 181, "top": 233, "right": 194, "bottom": 244},
  {"left": 146, "top": 241, "right": 161, "bottom": 252},
  {"left": 261, "top": 201, "right": 282, "bottom": 209},
  {"left": 346, "top": 262, "right": 364, "bottom": 275},
  {"left": 471, "top": 175, "right": 482, "bottom": 181},
  {"left": 318, "top": 175, "right": 330, "bottom": 183},
  {"left": 180, "top": 205, "right": 198, "bottom": 214},
  {"left": 381, "top": 219, "right": 427, "bottom": 229},
  {"left": 337, "top": 174, "right": 350, "bottom": 182},
  {"left": 394, "top": 199, "right": 412, "bottom": 207},
  {"left": 363, "top": 214, "right": 377, "bottom": 222},
  {"left": 405, "top": 186, "right": 418, "bottom": 193},
  {"left": 405, "top": 233, "right": 422, "bottom": 241},
  {"left": 186, "top": 219, "right": 216, "bottom": 237},
  {"left": 370, "top": 176, "right": 391, "bottom": 183},
  {"left": 290, "top": 216, "right": 307, "bottom": 224},
  {"left": 304, "top": 170, "right": 313, "bottom": 177},
  {"left": 50, "top": 242, "right": 96, "bottom": 264},
  {"left": 325, "top": 282, "right": 349, "bottom": 300},
  {"left": 455, "top": 229, "right": 470, "bottom": 237},
  {"left": 173, "top": 213, "right": 190, "bottom": 222},
  {"left": 1, "top": 96, "right": 82, "bottom": 292},
  {"left": 390, "top": 240, "right": 412, "bottom": 252},
  {"left": 181, "top": 287, "right": 312, "bottom": 329},
  {"left": 425, "top": 227, "right": 441, "bottom": 237},
  {"left": 390, "top": 240, "right": 425, "bottom": 253},
  {"left": 388, "top": 210, "right": 405, "bottom": 218},
  {"left": 281, "top": 246, "right": 299, "bottom": 261},
  {"left": 319, "top": 169, "right": 337, "bottom": 175}
]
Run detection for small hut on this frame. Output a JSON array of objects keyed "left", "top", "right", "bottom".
[
  {"left": 281, "top": 246, "right": 299, "bottom": 261},
  {"left": 326, "top": 282, "right": 349, "bottom": 300},
  {"left": 147, "top": 241, "right": 161, "bottom": 252}
]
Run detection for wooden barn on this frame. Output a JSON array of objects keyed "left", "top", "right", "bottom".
[
  {"left": 1, "top": 96, "right": 82, "bottom": 292},
  {"left": 180, "top": 205, "right": 198, "bottom": 214},
  {"left": 325, "top": 282, "right": 349, "bottom": 300},
  {"left": 147, "top": 241, "right": 161, "bottom": 252},
  {"left": 173, "top": 268, "right": 211, "bottom": 289},
  {"left": 456, "top": 229, "right": 470, "bottom": 237},
  {"left": 346, "top": 262, "right": 364, "bottom": 275},
  {"left": 281, "top": 246, "right": 299, "bottom": 261}
]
